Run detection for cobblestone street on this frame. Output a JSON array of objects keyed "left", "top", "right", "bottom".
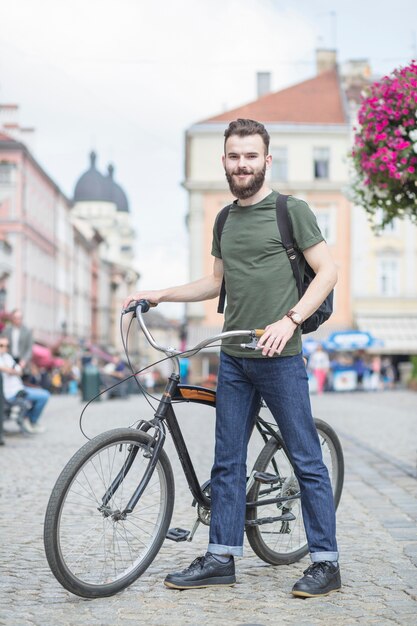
[{"left": 0, "top": 389, "right": 416, "bottom": 625}]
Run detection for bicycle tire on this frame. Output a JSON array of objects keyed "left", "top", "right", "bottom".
[
  {"left": 44, "top": 428, "right": 174, "bottom": 598},
  {"left": 246, "top": 418, "right": 344, "bottom": 565}
]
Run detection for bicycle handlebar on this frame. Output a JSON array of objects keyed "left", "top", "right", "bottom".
[{"left": 122, "top": 299, "right": 264, "bottom": 358}]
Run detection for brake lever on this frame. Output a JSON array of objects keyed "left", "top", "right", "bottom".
[
  {"left": 240, "top": 337, "right": 261, "bottom": 350},
  {"left": 122, "top": 302, "right": 139, "bottom": 315}
]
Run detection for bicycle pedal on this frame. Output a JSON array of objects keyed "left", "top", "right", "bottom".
[
  {"left": 246, "top": 512, "right": 296, "bottom": 527},
  {"left": 166, "top": 527, "right": 190, "bottom": 542},
  {"left": 254, "top": 471, "right": 280, "bottom": 484}
]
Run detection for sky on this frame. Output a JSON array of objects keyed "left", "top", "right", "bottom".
[{"left": 1, "top": 0, "right": 416, "bottom": 318}]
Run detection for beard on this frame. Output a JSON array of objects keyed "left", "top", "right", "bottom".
[{"left": 225, "top": 164, "right": 266, "bottom": 200}]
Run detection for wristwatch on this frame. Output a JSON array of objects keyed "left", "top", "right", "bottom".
[{"left": 286, "top": 309, "right": 303, "bottom": 326}]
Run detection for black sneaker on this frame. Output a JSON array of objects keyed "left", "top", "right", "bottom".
[
  {"left": 292, "top": 561, "right": 341, "bottom": 598},
  {"left": 164, "top": 553, "right": 236, "bottom": 589}
]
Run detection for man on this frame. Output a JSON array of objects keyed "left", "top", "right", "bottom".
[
  {"left": 4, "top": 309, "right": 33, "bottom": 372},
  {"left": 101, "top": 354, "right": 129, "bottom": 398},
  {"left": 0, "top": 336, "right": 50, "bottom": 434},
  {"left": 308, "top": 344, "right": 330, "bottom": 394},
  {"left": 124, "top": 119, "right": 340, "bottom": 598}
]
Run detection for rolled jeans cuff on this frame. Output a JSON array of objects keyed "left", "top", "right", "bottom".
[
  {"left": 310, "top": 551, "right": 339, "bottom": 563},
  {"left": 208, "top": 543, "right": 243, "bottom": 557}
]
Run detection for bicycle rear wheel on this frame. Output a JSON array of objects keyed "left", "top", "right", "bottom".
[
  {"left": 44, "top": 428, "right": 174, "bottom": 598},
  {"left": 246, "top": 418, "right": 344, "bottom": 565}
]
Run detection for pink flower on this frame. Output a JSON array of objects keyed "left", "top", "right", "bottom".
[{"left": 351, "top": 60, "right": 417, "bottom": 215}]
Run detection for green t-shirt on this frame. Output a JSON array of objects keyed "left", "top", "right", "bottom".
[{"left": 211, "top": 191, "right": 324, "bottom": 358}]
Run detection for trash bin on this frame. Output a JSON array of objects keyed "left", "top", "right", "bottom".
[{"left": 80, "top": 363, "right": 101, "bottom": 402}]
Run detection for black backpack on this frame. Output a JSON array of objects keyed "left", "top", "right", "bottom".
[{"left": 216, "top": 193, "right": 333, "bottom": 334}]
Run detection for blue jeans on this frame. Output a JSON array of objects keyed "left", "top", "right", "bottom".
[
  {"left": 208, "top": 352, "right": 338, "bottom": 563},
  {"left": 9, "top": 386, "right": 50, "bottom": 424}
]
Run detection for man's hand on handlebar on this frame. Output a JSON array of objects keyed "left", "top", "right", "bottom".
[{"left": 123, "top": 291, "right": 163, "bottom": 311}]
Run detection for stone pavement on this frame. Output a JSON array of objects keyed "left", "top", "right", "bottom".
[{"left": 0, "top": 389, "right": 416, "bottom": 626}]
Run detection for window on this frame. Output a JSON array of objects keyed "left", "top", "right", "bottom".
[
  {"left": 271, "top": 147, "right": 288, "bottom": 182},
  {"left": 315, "top": 211, "right": 333, "bottom": 244},
  {"left": 378, "top": 259, "right": 399, "bottom": 296},
  {"left": 313, "top": 147, "right": 330, "bottom": 179},
  {"left": 374, "top": 208, "right": 399, "bottom": 235},
  {"left": 0, "top": 163, "right": 13, "bottom": 184}
]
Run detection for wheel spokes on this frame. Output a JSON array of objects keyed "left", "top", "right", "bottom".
[{"left": 57, "top": 440, "right": 167, "bottom": 586}]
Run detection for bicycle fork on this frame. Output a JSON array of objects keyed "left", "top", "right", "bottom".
[
  {"left": 99, "top": 418, "right": 166, "bottom": 520},
  {"left": 101, "top": 372, "right": 185, "bottom": 518}
]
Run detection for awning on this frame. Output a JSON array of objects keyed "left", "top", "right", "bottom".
[
  {"left": 302, "top": 337, "right": 321, "bottom": 355},
  {"left": 323, "top": 330, "right": 382, "bottom": 352},
  {"left": 89, "top": 345, "right": 115, "bottom": 362},
  {"left": 32, "top": 344, "right": 65, "bottom": 368},
  {"left": 355, "top": 315, "right": 417, "bottom": 355}
]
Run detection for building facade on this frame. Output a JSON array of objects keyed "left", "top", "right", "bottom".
[
  {"left": 0, "top": 131, "right": 72, "bottom": 344},
  {"left": 184, "top": 52, "right": 352, "bottom": 378},
  {"left": 351, "top": 208, "right": 417, "bottom": 356},
  {"left": 0, "top": 108, "right": 140, "bottom": 353},
  {"left": 343, "top": 66, "right": 417, "bottom": 357},
  {"left": 71, "top": 151, "right": 140, "bottom": 350},
  {"left": 184, "top": 50, "right": 417, "bottom": 379}
]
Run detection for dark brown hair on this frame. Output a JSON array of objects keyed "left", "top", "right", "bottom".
[{"left": 224, "top": 118, "right": 270, "bottom": 154}]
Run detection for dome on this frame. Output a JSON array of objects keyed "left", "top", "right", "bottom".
[
  {"left": 73, "top": 152, "right": 109, "bottom": 203},
  {"left": 105, "top": 164, "right": 129, "bottom": 212}
]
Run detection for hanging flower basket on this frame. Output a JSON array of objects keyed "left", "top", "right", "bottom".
[{"left": 350, "top": 60, "right": 417, "bottom": 228}]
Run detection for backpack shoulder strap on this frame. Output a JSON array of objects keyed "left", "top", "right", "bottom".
[
  {"left": 216, "top": 204, "right": 232, "bottom": 314},
  {"left": 216, "top": 204, "right": 231, "bottom": 242},
  {"left": 275, "top": 194, "right": 303, "bottom": 298}
]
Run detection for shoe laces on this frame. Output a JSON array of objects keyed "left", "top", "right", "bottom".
[
  {"left": 303, "top": 561, "right": 333, "bottom": 579},
  {"left": 182, "top": 556, "right": 206, "bottom": 574}
]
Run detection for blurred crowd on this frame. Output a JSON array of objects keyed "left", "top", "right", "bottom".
[
  {"left": 305, "top": 346, "right": 397, "bottom": 394},
  {"left": 26, "top": 360, "right": 80, "bottom": 395},
  {"left": 0, "top": 307, "right": 407, "bottom": 446},
  {"left": 0, "top": 309, "right": 140, "bottom": 443}
]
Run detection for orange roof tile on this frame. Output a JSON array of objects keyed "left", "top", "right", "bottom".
[{"left": 203, "top": 69, "right": 347, "bottom": 125}]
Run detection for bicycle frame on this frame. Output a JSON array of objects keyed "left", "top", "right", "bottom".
[
  {"left": 105, "top": 301, "right": 299, "bottom": 520},
  {"left": 104, "top": 371, "right": 298, "bottom": 519}
]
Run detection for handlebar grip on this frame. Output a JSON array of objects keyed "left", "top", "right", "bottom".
[
  {"left": 139, "top": 299, "right": 158, "bottom": 311},
  {"left": 122, "top": 299, "right": 157, "bottom": 315},
  {"left": 254, "top": 329, "right": 265, "bottom": 338}
]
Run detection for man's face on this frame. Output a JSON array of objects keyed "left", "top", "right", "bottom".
[
  {"left": 223, "top": 134, "right": 271, "bottom": 200},
  {"left": 12, "top": 311, "right": 23, "bottom": 327}
]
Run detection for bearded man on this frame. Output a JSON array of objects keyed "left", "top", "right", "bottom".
[{"left": 124, "top": 118, "right": 341, "bottom": 598}]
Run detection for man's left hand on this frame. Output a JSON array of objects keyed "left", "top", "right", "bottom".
[{"left": 257, "top": 317, "right": 298, "bottom": 357}]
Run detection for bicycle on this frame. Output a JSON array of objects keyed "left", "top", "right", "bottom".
[{"left": 43, "top": 300, "right": 344, "bottom": 599}]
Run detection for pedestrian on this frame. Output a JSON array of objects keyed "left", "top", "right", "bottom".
[
  {"left": 370, "top": 355, "right": 382, "bottom": 390},
  {"left": 4, "top": 309, "right": 33, "bottom": 374},
  {"left": 101, "top": 354, "right": 129, "bottom": 398},
  {"left": 308, "top": 344, "right": 330, "bottom": 394},
  {"left": 0, "top": 335, "right": 50, "bottom": 434},
  {"left": 123, "top": 118, "right": 340, "bottom": 598}
]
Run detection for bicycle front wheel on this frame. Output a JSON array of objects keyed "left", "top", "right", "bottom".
[
  {"left": 44, "top": 428, "right": 174, "bottom": 598},
  {"left": 246, "top": 418, "right": 344, "bottom": 565}
]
